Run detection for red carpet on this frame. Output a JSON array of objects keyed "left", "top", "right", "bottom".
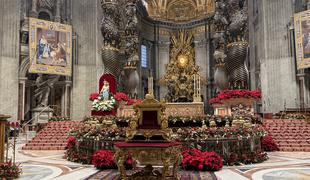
[
  {"left": 22, "top": 121, "right": 81, "bottom": 150},
  {"left": 264, "top": 119, "right": 310, "bottom": 151}
]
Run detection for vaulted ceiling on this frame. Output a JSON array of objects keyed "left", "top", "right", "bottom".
[{"left": 142, "top": 0, "right": 215, "bottom": 23}]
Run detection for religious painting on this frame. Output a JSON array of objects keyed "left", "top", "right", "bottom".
[
  {"left": 29, "top": 18, "right": 72, "bottom": 76},
  {"left": 294, "top": 10, "right": 310, "bottom": 69}
]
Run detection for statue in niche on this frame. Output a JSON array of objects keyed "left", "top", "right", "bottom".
[
  {"left": 34, "top": 74, "right": 60, "bottom": 107},
  {"left": 100, "top": 80, "right": 110, "bottom": 101}
]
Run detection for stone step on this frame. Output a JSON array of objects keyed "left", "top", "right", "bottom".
[
  {"left": 264, "top": 119, "right": 310, "bottom": 152},
  {"left": 22, "top": 121, "right": 79, "bottom": 151}
]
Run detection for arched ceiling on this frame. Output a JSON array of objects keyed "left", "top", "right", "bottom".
[{"left": 142, "top": 0, "right": 215, "bottom": 23}]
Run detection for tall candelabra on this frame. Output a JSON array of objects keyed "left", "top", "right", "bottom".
[{"left": 193, "top": 74, "right": 202, "bottom": 102}]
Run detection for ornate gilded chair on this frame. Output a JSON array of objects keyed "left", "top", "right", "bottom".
[{"left": 126, "top": 94, "right": 171, "bottom": 141}]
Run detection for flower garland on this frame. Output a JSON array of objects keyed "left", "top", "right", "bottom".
[
  {"left": 91, "top": 95, "right": 116, "bottom": 112},
  {"left": 209, "top": 89, "right": 261, "bottom": 105}
]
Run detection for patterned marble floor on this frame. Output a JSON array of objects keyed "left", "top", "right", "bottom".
[{"left": 10, "top": 142, "right": 310, "bottom": 180}]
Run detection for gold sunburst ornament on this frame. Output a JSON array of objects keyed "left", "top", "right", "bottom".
[
  {"left": 177, "top": 54, "right": 189, "bottom": 68},
  {"left": 160, "top": 30, "right": 207, "bottom": 102}
]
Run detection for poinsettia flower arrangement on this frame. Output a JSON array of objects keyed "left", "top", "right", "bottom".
[
  {"left": 89, "top": 91, "right": 142, "bottom": 111},
  {"left": 0, "top": 161, "right": 22, "bottom": 179},
  {"left": 261, "top": 134, "right": 279, "bottom": 151},
  {"left": 114, "top": 92, "right": 130, "bottom": 102},
  {"left": 209, "top": 89, "right": 261, "bottom": 105},
  {"left": 92, "top": 150, "right": 116, "bottom": 169},
  {"left": 181, "top": 149, "right": 223, "bottom": 171},
  {"left": 92, "top": 95, "right": 116, "bottom": 112},
  {"left": 89, "top": 92, "right": 99, "bottom": 101}
]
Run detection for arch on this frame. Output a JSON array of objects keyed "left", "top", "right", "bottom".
[
  {"left": 38, "top": 8, "right": 53, "bottom": 21},
  {"left": 19, "top": 56, "right": 30, "bottom": 77}
]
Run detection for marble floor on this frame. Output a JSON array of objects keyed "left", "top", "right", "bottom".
[{"left": 9, "top": 139, "right": 310, "bottom": 180}]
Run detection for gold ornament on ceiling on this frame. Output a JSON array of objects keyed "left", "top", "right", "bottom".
[{"left": 143, "top": 0, "right": 215, "bottom": 23}]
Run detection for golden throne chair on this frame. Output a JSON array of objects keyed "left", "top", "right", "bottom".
[{"left": 126, "top": 94, "right": 171, "bottom": 142}]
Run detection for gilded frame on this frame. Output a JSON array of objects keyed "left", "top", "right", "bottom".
[
  {"left": 29, "top": 18, "right": 72, "bottom": 76},
  {"left": 294, "top": 10, "right": 310, "bottom": 69}
]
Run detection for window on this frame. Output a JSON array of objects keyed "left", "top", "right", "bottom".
[
  {"left": 141, "top": 45, "right": 148, "bottom": 68},
  {"left": 38, "top": 11, "right": 51, "bottom": 21}
]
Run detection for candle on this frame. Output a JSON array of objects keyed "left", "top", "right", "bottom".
[
  {"left": 194, "top": 74, "right": 196, "bottom": 96},
  {"left": 198, "top": 75, "right": 201, "bottom": 95},
  {"left": 151, "top": 76, "right": 153, "bottom": 94}
]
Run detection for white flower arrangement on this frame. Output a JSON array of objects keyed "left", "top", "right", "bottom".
[{"left": 92, "top": 94, "right": 116, "bottom": 112}]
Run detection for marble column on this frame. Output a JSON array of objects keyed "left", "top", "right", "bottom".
[
  {"left": 64, "top": 80, "right": 72, "bottom": 117},
  {"left": 30, "top": 0, "right": 38, "bottom": 17},
  {"left": 0, "top": 0, "right": 20, "bottom": 120},
  {"left": 158, "top": 41, "right": 170, "bottom": 100},
  {"left": 18, "top": 78, "right": 27, "bottom": 121},
  {"left": 55, "top": 0, "right": 61, "bottom": 22},
  {"left": 71, "top": 0, "right": 101, "bottom": 120}
]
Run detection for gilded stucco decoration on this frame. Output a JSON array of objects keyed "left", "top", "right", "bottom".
[
  {"left": 161, "top": 30, "right": 204, "bottom": 103},
  {"left": 143, "top": 0, "right": 215, "bottom": 23}
]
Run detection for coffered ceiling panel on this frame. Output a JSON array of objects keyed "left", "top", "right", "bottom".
[{"left": 143, "top": 0, "right": 215, "bottom": 23}]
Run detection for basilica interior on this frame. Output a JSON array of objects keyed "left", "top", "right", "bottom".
[{"left": 0, "top": 0, "right": 310, "bottom": 180}]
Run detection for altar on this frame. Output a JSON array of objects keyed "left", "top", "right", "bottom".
[
  {"left": 165, "top": 102, "right": 204, "bottom": 117},
  {"left": 117, "top": 102, "right": 204, "bottom": 118},
  {"left": 114, "top": 142, "right": 182, "bottom": 180}
]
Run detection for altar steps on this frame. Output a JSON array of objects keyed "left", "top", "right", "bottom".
[
  {"left": 263, "top": 119, "right": 310, "bottom": 151},
  {"left": 22, "top": 121, "right": 81, "bottom": 150}
]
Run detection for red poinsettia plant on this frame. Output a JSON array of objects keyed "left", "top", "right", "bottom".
[
  {"left": 114, "top": 92, "right": 130, "bottom": 102},
  {"left": 209, "top": 89, "right": 261, "bottom": 105},
  {"left": 89, "top": 92, "right": 99, "bottom": 101},
  {"left": 261, "top": 134, "right": 279, "bottom": 151},
  {"left": 92, "top": 150, "right": 134, "bottom": 170},
  {"left": 181, "top": 149, "right": 223, "bottom": 171},
  {"left": 66, "top": 136, "right": 77, "bottom": 149},
  {"left": 0, "top": 161, "right": 22, "bottom": 179},
  {"left": 92, "top": 150, "right": 116, "bottom": 169}
]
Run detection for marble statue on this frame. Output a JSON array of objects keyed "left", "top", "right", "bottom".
[{"left": 34, "top": 74, "right": 60, "bottom": 107}]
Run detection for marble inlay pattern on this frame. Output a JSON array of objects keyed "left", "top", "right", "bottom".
[
  {"left": 17, "top": 164, "right": 62, "bottom": 180},
  {"left": 253, "top": 168, "right": 310, "bottom": 180},
  {"left": 10, "top": 138, "right": 310, "bottom": 180}
]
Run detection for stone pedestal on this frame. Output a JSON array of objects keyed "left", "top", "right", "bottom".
[{"left": 31, "top": 107, "right": 53, "bottom": 125}]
